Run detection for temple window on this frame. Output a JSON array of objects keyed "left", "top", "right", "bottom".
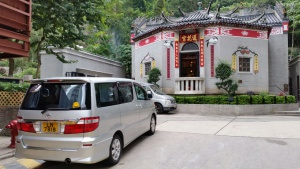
[
  {"left": 239, "top": 57, "right": 251, "bottom": 72},
  {"left": 145, "top": 62, "right": 151, "bottom": 75}
]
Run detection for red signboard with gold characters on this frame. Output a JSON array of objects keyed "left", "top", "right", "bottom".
[
  {"left": 179, "top": 33, "right": 199, "bottom": 43},
  {"left": 200, "top": 37, "right": 204, "bottom": 67},
  {"left": 175, "top": 41, "right": 179, "bottom": 68}
]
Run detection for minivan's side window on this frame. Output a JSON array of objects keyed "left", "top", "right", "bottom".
[
  {"left": 95, "top": 83, "right": 118, "bottom": 107},
  {"left": 118, "top": 82, "right": 133, "bottom": 104},
  {"left": 134, "top": 84, "right": 147, "bottom": 100}
]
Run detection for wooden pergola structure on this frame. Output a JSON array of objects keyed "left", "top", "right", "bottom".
[{"left": 0, "top": 0, "right": 31, "bottom": 58}]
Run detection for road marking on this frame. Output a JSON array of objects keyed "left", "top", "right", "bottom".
[
  {"left": 17, "top": 159, "right": 41, "bottom": 168},
  {"left": 0, "top": 166, "right": 5, "bottom": 169}
]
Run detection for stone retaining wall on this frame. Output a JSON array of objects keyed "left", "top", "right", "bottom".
[
  {"left": 174, "top": 103, "right": 299, "bottom": 116},
  {"left": 0, "top": 106, "right": 19, "bottom": 136}
]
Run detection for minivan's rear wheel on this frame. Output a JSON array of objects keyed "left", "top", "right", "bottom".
[
  {"left": 147, "top": 115, "right": 156, "bottom": 135},
  {"left": 107, "top": 135, "right": 122, "bottom": 165},
  {"left": 155, "top": 103, "right": 164, "bottom": 114}
]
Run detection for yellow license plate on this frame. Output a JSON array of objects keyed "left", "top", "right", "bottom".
[{"left": 42, "top": 121, "right": 59, "bottom": 133}]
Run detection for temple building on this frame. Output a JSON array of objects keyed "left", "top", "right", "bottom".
[{"left": 131, "top": 2, "right": 289, "bottom": 95}]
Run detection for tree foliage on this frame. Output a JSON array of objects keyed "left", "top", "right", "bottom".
[
  {"left": 31, "top": 0, "right": 103, "bottom": 77},
  {"left": 147, "top": 68, "right": 162, "bottom": 86},
  {"left": 116, "top": 44, "right": 132, "bottom": 78},
  {"left": 215, "top": 61, "right": 238, "bottom": 96}
]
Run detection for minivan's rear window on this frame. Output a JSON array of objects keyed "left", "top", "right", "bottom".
[{"left": 21, "top": 83, "right": 91, "bottom": 110}]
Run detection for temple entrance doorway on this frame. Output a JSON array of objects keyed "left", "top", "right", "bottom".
[{"left": 180, "top": 42, "right": 199, "bottom": 77}]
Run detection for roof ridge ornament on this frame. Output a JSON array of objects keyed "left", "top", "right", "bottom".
[
  {"left": 245, "top": 10, "right": 266, "bottom": 23},
  {"left": 206, "top": 1, "right": 212, "bottom": 15},
  {"left": 178, "top": 6, "right": 188, "bottom": 17},
  {"left": 161, "top": 11, "right": 176, "bottom": 24},
  {"left": 210, "top": 4, "right": 221, "bottom": 20},
  {"left": 221, "top": 7, "right": 239, "bottom": 17}
]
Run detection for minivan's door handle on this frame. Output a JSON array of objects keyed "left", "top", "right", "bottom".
[{"left": 136, "top": 104, "right": 142, "bottom": 108}]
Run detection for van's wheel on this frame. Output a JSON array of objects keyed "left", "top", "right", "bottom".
[
  {"left": 155, "top": 103, "right": 164, "bottom": 114},
  {"left": 107, "top": 135, "right": 122, "bottom": 165},
  {"left": 147, "top": 115, "right": 156, "bottom": 135}
]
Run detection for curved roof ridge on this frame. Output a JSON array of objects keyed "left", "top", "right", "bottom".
[{"left": 245, "top": 10, "right": 265, "bottom": 23}]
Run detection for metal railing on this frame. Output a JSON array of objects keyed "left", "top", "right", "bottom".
[{"left": 175, "top": 77, "right": 205, "bottom": 94}]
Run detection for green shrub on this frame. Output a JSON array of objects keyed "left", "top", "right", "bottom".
[
  {"left": 175, "top": 95, "right": 297, "bottom": 105},
  {"left": 264, "top": 96, "right": 275, "bottom": 104},
  {"left": 286, "top": 95, "right": 297, "bottom": 103},
  {"left": 14, "top": 68, "right": 38, "bottom": 79},
  {"left": 236, "top": 95, "right": 251, "bottom": 105},
  {"left": 252, "top": 95, "right": 263, "bottom": 104},
  {"left": 0, "top": 82, "right": 30, "bottom": 92},
  {"left": 276, "top": 96, "right": 286, "bottom": 104}
]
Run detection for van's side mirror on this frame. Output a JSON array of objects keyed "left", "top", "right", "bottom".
[{"left": 147, "top": 93, "right": 153, "bottom": 99}]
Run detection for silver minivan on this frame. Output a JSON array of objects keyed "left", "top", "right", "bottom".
[
  {"left": 140, "top": 82, "right": 177, "bottom": 113},
  {"left": 15, "top": 77, "right": 156, "bottom": 165}
]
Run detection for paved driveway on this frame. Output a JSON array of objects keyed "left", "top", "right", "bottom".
[{"left": 1, "top": 113, "right": 300, "bottom": 169}]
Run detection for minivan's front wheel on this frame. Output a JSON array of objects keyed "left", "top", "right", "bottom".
[
  {"left": 155, "top": 103, "right": 164, "bottom": 114},
  {"left": 107, "top": 135, "right": 122, "bottom": 165},
  {"left": 147, "top": 115, "right": 156, "bottom": 135}
]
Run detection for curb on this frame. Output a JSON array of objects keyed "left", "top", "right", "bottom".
[{"left": 0, "top": 150, "right": 15, "bottom": 161}]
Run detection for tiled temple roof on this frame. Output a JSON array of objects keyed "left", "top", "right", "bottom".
[{"left": 132, "top": 2, "right": 288, "bottom": 41}]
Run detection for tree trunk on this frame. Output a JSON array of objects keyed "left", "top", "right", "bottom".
[{"left": 8, "top": 58, "right": 14, "bottom": 77}]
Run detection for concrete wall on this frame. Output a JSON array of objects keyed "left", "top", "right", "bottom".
[
  {"left": 175, "top": 103, "right": 299, "bottom": 116},
  {"left": 41, "top": 48, "right": 125, "bottom": 78},
  {"left": 204, "top": 36, "right": 269, "bottom": 94},
  {"left": 0, "top": 106, "right": 19, "bottom": 136},
  {"left": 269, "top": 33, "right": 289, "bottom": 95}
]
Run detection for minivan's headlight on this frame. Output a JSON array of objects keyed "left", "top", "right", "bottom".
[{"left": 165, "top": 100, "right": 171, "bottom": 105}]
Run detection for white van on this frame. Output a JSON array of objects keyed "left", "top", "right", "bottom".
[
  {"left": 140, "top": 82, "right": 177, "bottom": 114},
  {"left": 15, "top": 77, "right": 156, "bottom": 165}
]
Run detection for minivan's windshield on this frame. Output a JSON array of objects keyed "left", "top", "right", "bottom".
[
  {"left": 21, "top": 83, "right": 91, "bottom": 110},
  {"left": 149, "top": 85, "right": 165, "bottom": 95}
]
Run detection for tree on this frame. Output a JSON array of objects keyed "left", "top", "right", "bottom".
[
  {"left": 153, "top": 0, "right": 165, "bottom": 16},
  {"left": 284, "top": 1, "right": 300, "bottom": 55},
  {"left": 31, "top": 0, "right": 103, "bottom": 78},
  {"left": 215, "top": 61, "right": 238, "bottom": 96},
  {"left": 147, "top": 68, "right": 161, "bottom": 86},
  {"left": 116, "top": 44, "right": 132, "bottom": 78}
]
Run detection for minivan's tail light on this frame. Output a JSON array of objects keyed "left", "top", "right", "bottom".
[
  {"left": 64, "top": 117, "right": 99, "bottom": 134},
  {"left": 17, "top": 116, "right": 36, "bottom": 133}
]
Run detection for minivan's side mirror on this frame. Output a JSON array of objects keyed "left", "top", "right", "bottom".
[
  {"left": 147, "top": 93, "right": 153, "bottom": 99},
  {"left": 147, "top": 90, "right": 152, "bottom": 99}
]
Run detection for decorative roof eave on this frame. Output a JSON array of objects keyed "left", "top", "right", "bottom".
[
  {"left": 161, "top": 12, "right": 177, "bottom": 24},
  {"left": 210, "top": 5, "right": 221, "bottom": 20},
  {"left": 178, "top": 7, "right": 189, "bottom": 17},
  {"left": 132, "top": 20, "right": 271, "bottom": 41},
  {"left": 206, "top": 1, "right": 212, "bottom": 15},
  {"left": 245, "top": 10, "right": 265, "bottom": 23},
  {"left": 221, "top": 7, "right": 239, "bottom": 17}
]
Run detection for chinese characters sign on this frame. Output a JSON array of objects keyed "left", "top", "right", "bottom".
[
  {"left": 210, "top": 45, "right": 215, "bottom": 77},
  {"left": 167, "top": 48, "right": 170, "bottom": 79},
  {"left": 200, "top": 37, "right": 204, "bottom": 67},
  {"left": 175, "top": 41, "right": 179, "bottom": 68},
  {"left": 179, "top": 33, "right": 199, "bottom": 43}
]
